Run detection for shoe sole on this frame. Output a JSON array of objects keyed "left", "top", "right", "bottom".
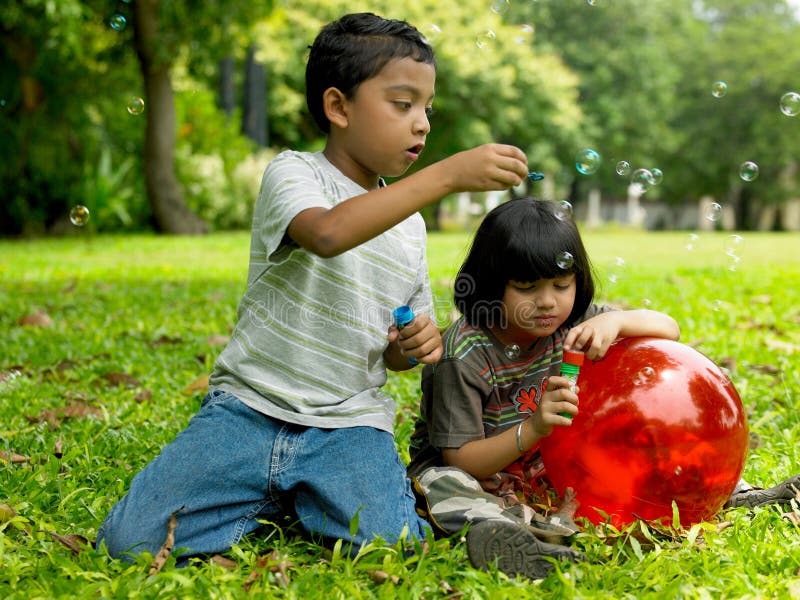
[{"left": 466, "top": 520, "right": 583, "bottom": 580}]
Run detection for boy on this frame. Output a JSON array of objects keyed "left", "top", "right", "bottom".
[{"left": 96, "top": 12, "right": 550, "bottom": 575}]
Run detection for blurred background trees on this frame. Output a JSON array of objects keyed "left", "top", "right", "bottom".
[{"left": 0, "top": 0, "right": 798, "bottom": 235}]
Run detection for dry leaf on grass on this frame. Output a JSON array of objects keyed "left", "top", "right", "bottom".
[
  {"left": 243, "top": 550, "right": 294, "bottom": 591},
  {"left": 368, "top": 570, "right": 400, "bottom": 585},
  {"left": 0, "top": 450, "right": 31, "bottom": 464},
  {"left": 0, "top": 367, "right": 25, "bottom": 384},
  {"left": 100, "top": 372, "right": 142, "bottom": 388},
  {"left": 210, "top": 555, "right": 238, "bottom": 569},
  {"left": 18, "top": 311, "right": 53, "bottom": 327},
  {"left": 47, "top": 531, "right": 89, "bottom": 555},
  {"left": 149, "top": 334, "right": 184, "bottom": 347},
  {"left": 0, "top": 503, "right": 17, "bottom": 522},
  {"left": 183, "top": 374, "right": 209, "bottom": 395},
  {"left": 149, "top": 506, "right": 183, "bottom": 575},
  {"left": 206, "top": 334, "right": 230, "bottom": 347},
  {"left": 26, "top": 400, "right": 103, "bottom": 430}
]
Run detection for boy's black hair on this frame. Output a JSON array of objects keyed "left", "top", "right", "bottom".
[
  {"left": 306, "top": 12, "right": 436, "bottom": 133},
  {"left": 455, "top": 198, "right": 596, "bottom": 328}
]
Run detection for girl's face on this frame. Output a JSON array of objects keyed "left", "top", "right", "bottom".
[{"left": 493, "top": 275, "right": 577, "bottom": 347}]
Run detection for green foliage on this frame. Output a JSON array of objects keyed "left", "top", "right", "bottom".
[{"left": 1, "top": 230, "right": 799, "bottom": 597}]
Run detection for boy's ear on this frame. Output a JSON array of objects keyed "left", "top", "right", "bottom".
[{"left": 322, "top": 87, "right": 349, "bottom": 129}]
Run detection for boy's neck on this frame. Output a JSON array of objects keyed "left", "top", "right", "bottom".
[{"left": 323, "top": 144, "right": 381, "bottom": 191}]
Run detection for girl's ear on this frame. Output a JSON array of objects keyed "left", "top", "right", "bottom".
[{"left": 322, "top": 87, "right": 349, "bottom": 129}]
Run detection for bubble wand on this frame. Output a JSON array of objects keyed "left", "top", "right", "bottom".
[{"left": 392, "top": 305, "right": 419, "bottom": 366}]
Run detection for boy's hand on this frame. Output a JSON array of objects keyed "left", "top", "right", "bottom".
[
  {"left": 386, "top": 313, "right": 443, "bottom": 366},
  {"left": 443, "top": 143, "right": 528, "bottom": 192}
]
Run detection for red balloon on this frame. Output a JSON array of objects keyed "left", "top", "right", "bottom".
[{"left": 539, "top": 337, "right": 748, "bottom": 527}]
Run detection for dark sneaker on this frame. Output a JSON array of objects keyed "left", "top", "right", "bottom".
[
  {"left": 723, "top": 475, "right": 800, "bottom": 510},
  {"left": 466, "top": 520, "right": 586, "bottom": 580}
]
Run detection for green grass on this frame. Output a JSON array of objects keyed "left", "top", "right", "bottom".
[{"left": 1, "top": 229, "right": 800, "bottom": 599}]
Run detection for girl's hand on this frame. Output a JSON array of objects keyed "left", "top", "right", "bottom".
[
  {"left": 563, "top": 313, "right": 622, "bottom": 361},
  {"left": 386, "top": 313, "right": 443, "bottom": 365},
  {"left": 527, "top": 375, "right": 579, "bottom": 438}
]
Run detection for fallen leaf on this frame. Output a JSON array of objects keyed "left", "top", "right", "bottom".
[
  {"left": 243, "top": 556, "right": 269, "bottom": 592},
  {"left": 749, "top": 364, "right": 780, "bottom": 375},
  {"left": 149, "top": 506, "right": 183, "bottom": 575},
  {"left": 719, "top": 356, "right": 736, "bottom": 372},
  {"left": 47, "top": 531, "right": 88, "bottom": 555},
  {"left": 0, "top": 450, "right": 30, "bottom": 463},
  {"left": 266, "top": 550, "right": 293, "bottom": 588},
  {"left": 765, "top": 339, "right": 800, "bottom": 353},
  {"left": 716, "top": 521, "right": 734, "bottom": 533},
  {"left": 100, "top": 372, "right": 142, "bottom": 388},
  {"left": 26, "top": 400, "right": 103, "bottom": 430},
  {"left": 0, "top": 503, "right": 16, "bottom": 522},
  {"left": 368, "top": 569, "right": 400, "bottom": 585},
  {"left": 207, "top": 334, "right": 230, "bottom": 347},
  {"left": 0, "top": 367, "right": 25, "bottom": 384},
  {"left": 210, "top": 555, "right": 238, "bottom": 569},
  {"left": 134, "top": 389, "right": 153, "bottom": 403},
  {"left": 149, "top": 334, "right": 184, "bottom": 347},
  {"left": 53, "top": 438, "right": 63, "bottom": 459},
  {"left": 183, "top": 374, "right": 209, "bottom": 395},
  {"left": 18, "top": 311, "right": 53, "bottom": 327}
]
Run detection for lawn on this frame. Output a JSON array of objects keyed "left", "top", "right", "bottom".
[{"left": 1, "top": 228, "right": 799, "bottom": 599}]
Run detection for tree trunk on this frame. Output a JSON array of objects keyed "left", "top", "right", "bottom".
[
  {"left": 218, "top": 56, "right": 236, "bottom": 116},
  {"left": 132, "top": 0, "right": 208, "bottom": 234},
  {"left": 241, "top": 45, "right": 267, "bottom": 147}
]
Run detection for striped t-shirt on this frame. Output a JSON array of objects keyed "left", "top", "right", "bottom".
[
  {"left": 408, "top": 304, "right": 612, "bottom": 477},
  {"left": 210, "top": 150, "right": 433, "bottom": 432}
]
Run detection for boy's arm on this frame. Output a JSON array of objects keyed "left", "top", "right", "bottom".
[
  {"left": 565, "top": 309, "right": 681, "bottom": 361},
  {"left": 288, "top": 144, "right": 527, "bottom": 257}
]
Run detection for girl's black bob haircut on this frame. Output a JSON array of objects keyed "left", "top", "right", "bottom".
[{"left": 455, "top": 198, "right": 596, "bottom": 328}]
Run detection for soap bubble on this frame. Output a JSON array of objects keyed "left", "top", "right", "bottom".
[
  {"left": 630, "top": 168, "right": 654, "bottom": 194},
  {"left": 514, "top": 24, "right": 535, "bottom": 44},
  {"left": 109, "top": 13, "right": 127, "bottom": 31},
  {"left": 475, "top": 29, "right": 497, "bottom": 49},
  {"left": 587, "top": 0, "right": 599, "bottom": 5},
  {"left": 556, "top": 200, "right": 573, "bottom": 220},
  {"left": 575, "top": 148, "right": 601, "bottom": 175},
  {"left": 650, "top": 168, "right": 663, "bottom": 185},
  {"left": 779, "top": 92, "right": 800, "bottom": 117},
  {"left": 608, "top": 256, "right": 626, "bottom": 284},
  {"left": 711, "top": 81, "right": 727, "bottom": 98},
  {"left": 505, "top": 344, "right": 521, "bottom": 359},
  {"left": 69, "top": 205, "right": 90, "bottom": 227},
  {"left": 490, "top": 0, "right": 510, "bottom": 15},
  {"left": 724, "top": 234, "right": 744, "bottom": 258},
  {"left": 704, "top": 202, "right": 722, "bottom": 222},
  {"left": 556, "top": 251, "right": 574, "bottom": 270},
  {"left": 127, "top": 97, "right": 145, "bottom": 115},
  {"left": 739, "top": 161, "right": 759, "bottom": 182},
  {"left": 422, "top": 24, "right": 442, "bottom": 44},
  {"left": 685, "top": 233, "right": 699, "bottom": 250},
  {"left": 615, "top": 160, "right": 631, "bottom": 176},
  {"left": 633, "top": 365, "right": 656, "bottom": 386}
]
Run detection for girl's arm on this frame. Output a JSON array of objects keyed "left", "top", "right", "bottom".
[
  {"left": 441, "top": 377, "right": 578, "bottom": 480},
  {"left": 565, "top": 309, "right": 680, "bottom": 361}
]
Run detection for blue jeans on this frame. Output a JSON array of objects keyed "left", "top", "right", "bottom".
[{"left": 96, "top": 390, "right": 428, "bottom": 561}]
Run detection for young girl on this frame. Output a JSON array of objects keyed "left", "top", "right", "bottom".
[{"left": 408, "top": 197, "right": 799, "bottom": 579}]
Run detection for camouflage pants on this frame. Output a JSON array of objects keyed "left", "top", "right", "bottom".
[{"left": 411, "top": 466, "right": 577, "bottom": 544}]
